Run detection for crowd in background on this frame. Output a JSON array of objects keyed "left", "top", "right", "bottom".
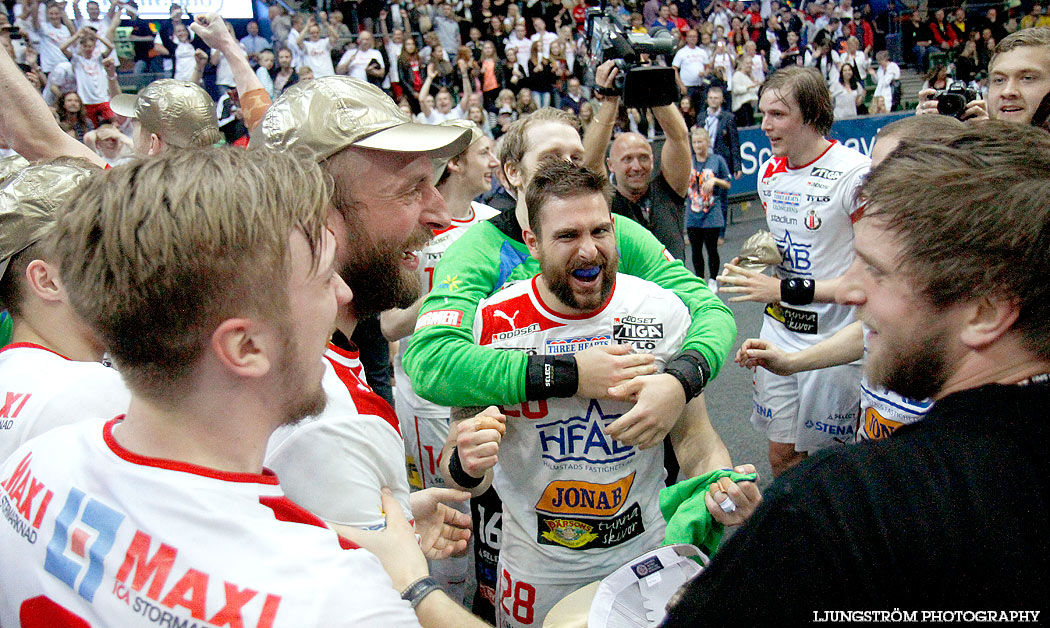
[{"left": 1, "top": 0, "right": 1047, "bottom": 159}]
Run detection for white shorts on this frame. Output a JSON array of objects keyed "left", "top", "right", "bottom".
[
  {"left": 750, "top": 361, "right": 861, "bottom": 453},
  {"left": 495, "top": 561, "right": 588, "bottom": 628},
  {"left": 395, "top": 392, "right": 451, "bottom": 490}
]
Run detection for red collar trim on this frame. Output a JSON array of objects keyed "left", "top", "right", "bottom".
[
  {"left": 103, "top": 417, "right": 280, "bottom": 485},
  {"left": 530, "top": 274, "right": 616, "bottom": 321},
  {"left": 325, "top": 341, "right": 360, "bottom": 361},
  {"left": 787, "top": 140, "right": 837, "bottom": 170},
  {"left": 0, "top": 342, "right": 72, "bottom": 360}
]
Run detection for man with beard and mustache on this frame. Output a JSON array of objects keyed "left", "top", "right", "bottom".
[
  {"left": 255, "top": 77, "right": 490, "bottom": 570},
  {"left": 0, "top": 147, "right": 487, "bottom": 627},
  {"left": 663, "top": 122, "right": 1050, "bottom": 622},
  {"left": 443, "top": 161, "right": 760, "bottom": 628}
]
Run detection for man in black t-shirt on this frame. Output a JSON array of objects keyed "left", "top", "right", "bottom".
[{"left": 664, "top": 121, "right": 1050, "bottom": 622}]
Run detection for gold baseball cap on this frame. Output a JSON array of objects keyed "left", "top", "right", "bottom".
[
  {"left": 0, "top": 162, "right": 95, "bottom": 282},
  {"left": 110, "top": 80, "right": 222, "bottom": 149},
  {"left": 251, "top": 76, "right": 472, "bottom": 162},
  {"left": 0, "top": 154, "right": 29, "bottom": 187},
  {"left": 433, "top": 119, "right": 485, "bottom": 183}
]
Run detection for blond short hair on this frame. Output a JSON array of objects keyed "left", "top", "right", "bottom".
[
  {"left": 990, "top": 27, "right": 1050, "bottom": 72},
  {"left": 51, "top": 147, "right": 330, "bottom": 403}
]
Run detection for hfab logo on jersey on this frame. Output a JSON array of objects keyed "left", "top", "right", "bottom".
[{"left": 536, "top": 400, "right": 633, "bottom": 465}]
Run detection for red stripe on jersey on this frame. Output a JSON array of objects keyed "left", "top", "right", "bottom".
[
  {"left": 0, "top": 342, "right": 72, "bottom": 360},
  {"left": 258, "top": 495, "right": 360, "bottom": 550},
  {"left": 325, "top": 343, "right": 366, "bottom": 380},
  {"left": 762, "top": 156, "right": 788, "bottom": 180},
  {"left": 103, "top": 417, "right": 281, "bottom": 484},
  {"left": 478, "top": 291, "right": 565, "bottom": 345},
  {"left": 851, "top": 203, "right": 867, "bottom": 224},
  {"left": 432, "top": 207, "right": 478, "bottom": 236},
  {"left": 325, "top": 353, "right": 402, "bottom": 436}
]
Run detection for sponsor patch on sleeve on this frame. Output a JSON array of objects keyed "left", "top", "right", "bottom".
[{"left": 415, "top": 309, "right": 464, "bottom": 330}]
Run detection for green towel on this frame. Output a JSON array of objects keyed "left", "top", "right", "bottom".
[
  {"left": 659, "top": 469, "right": 758, "bottom": 557},
  {"left": 0, "top": 311, "right": 11, "bottom": 348}
]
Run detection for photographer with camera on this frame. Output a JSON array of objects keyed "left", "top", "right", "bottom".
[
  {"left": 916, "top": 27, "right": 1050, "bottom": 124},
  {"left": 583, "top": 60, "right": 694, "bottom": 261}
]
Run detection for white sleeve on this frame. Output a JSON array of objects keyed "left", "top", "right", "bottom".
[
  {"left": 265, "top": 415, "right": 414, "bottom": 529},
  {"left": 672, "top": 48, "right": 683, "bottom": 69}
]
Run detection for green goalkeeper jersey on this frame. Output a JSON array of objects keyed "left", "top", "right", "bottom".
[{"left": 403, "top": 210, "right": 736, "bottom": 406}]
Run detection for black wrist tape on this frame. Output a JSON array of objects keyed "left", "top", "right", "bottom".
[
  {"left": 664, "top": 350, "right": 710, "bottom": 402},
  {"left": 447, "top": 446, "right": 484, "bottom": 488},
  {"left": 525, "top": 354, "right": 579, "bottom": 400}
]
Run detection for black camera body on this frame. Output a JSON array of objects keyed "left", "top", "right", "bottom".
[
  {"left": 586, "top": 7, "right": 678, "bottom": 109},
  {"left": 936, "top": 81, "right": 980, "bottom": 119}
]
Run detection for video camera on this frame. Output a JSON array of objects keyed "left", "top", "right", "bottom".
[
  {"left": 585, "top": 5, "right": 678, "bottom": 108},
  {"left": 936, "top": 80, "right": 980, "bottom": 119}
]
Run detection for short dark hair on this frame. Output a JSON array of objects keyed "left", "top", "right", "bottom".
[
  {"left": 525, "top": 160, "right": 612, "bottom": 236},
  {"left": 760, "top": 66, "right": 834, "bottom": 135},
  {"left": 859, "top": 121, "right": 1050, "bottom": 359}
]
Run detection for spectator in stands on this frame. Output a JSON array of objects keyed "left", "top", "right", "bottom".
[
  {"left": 56, "top": 90, "right": 91, "bottom": 141},
  {"left": 59, "top": 26, "right": 115, "bottom": 128},
  {"left": 499, "top": 45, "right": 527, "bottom": 94},
  {"left": 337, "top": 30, "right": 386, "bottom": 84},
  {"left": 25, "top": 0, "right": 73, "bottom": 74},
  {"left": 271, "top": 47, "right": 299, "bottom": 97},
  {"left": 903, "top": 10, "right": 933, "bottom": 70},
  {"left": 686, "top": 126, "right": 731, "bottom": 289},
  {"left": 1021, "top": 4, "right": 1050, "bottom": 30},
  {"left": 654, "top": 4, "right": 677, "bottom": 33},
  {"left": 560, "top": 76, "right": 586, "bottom": 114},
  {"left": 526, "top": 38, "right": 554, "bottom": 106},
  {"left": 399, "top": 36, "right": 425, "bottom": 111},
  {"left": 679, "top": 94, "right": 696, "bottom": 128},
  {"left": 433, "top": 1, "right": 463, "bottom": 55},
  {"left": 732, "top": 54, "right": 758, "bottom": 127},
  {"left": 548, "top": 39, "right": 572, "bottom": 105},
  {"left": 869, "top": 49, "right": 900, "bottom": 110},
  {"left": 840, "top": 36, "right": 869, "bottom": 78},
  {"left": 240, "top": 20, "right": 268, "bottom": 67},
  {"left": 831, "top": 61, "right": 864, "bottom": 119},
  {"left": 256, "top": 48, "right": 275, "bottom": 97},
  {"left": 929, "top": 8, "right": 960, "bottom": 52},
  {"left": 268, "top": 4, "right": 291, "bottom": 48},
  {"left": 516, "top": 86, "right": 538, "bottom": 114},
  {"left": 84, "top": 121, "right": 134, "bottom": 165},
  {"left": 419, "top": 60, "right": 473, "bottom": 122},
  {"left": 153, "top": 21, "right": 199, "bottom": 81},
  {"left": 507, "top": 20, "right": 531, "bottom": 60},
  {"left": 298, "top": 14, "right": 339, "bottom": 79},
  {"left": 955, "top": 40, "right": 980, "bottom": 83},
  {"left": 478, "top": 40, "right": 501, "bottom": 109}
]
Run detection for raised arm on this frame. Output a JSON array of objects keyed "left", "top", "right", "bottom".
[
  {"left": 191, "top": 13, "right": 270, "bottom": 131},
  {"left": 59, "top": 27, "right": 83, "bottom": 57},
  {"left": 0, "top": 41, "right": 103, "bottom": 165},
  {"left": 418, "top": 63, "right": 437, "bottom": 116},
  {"left": 582, "top": 60, "right": 619, "bottom": 176},
  {"left": 652, "top": 101, "right": 692, "bottom": 197}
]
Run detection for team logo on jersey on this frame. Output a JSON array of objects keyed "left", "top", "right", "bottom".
[
  {"left": 537, "top": 503, "right": 645, "bottom": 550},
  {"left": 545, "top": 334, "right": 611, "bottom": 355},
  {"left": 764, "top": 302, "right": 818, "bottom": 334},
  {"left": 860, "top": 407, "right": 904, "bottom": 441},
  {"left": 772, "top": 231, "right": 812, "bottom": 275},
  {"left": 809, "top": 168, "right": 843, "bottom": 181},
  {"left": 804, "top": 209, "right": 822, "bottom": 231},
  {"left": 536, "top": 399, "right": 633, "bottom": 465},
  {"left": 612, "top": 318, "right": 663, "bottom": 350},
  {"left": 535, "top": 473, "right": 635, "bottom": 517},
  {"left": 45, "top": 487, "right": 125, "bottom": 602}
]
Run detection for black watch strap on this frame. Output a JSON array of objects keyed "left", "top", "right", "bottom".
[{"left": 594, "top": 85, "right": 620, "bottom": 97}]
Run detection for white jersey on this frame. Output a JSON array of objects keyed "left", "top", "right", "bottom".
[
  {"left": 301, "top": 38, "right": 335, "bottom": 78},
  {"left": 473, "top": 274, "right": 690, "bottom": 584},
  {"left": 757, "top": 141, "right": 869, "bottom": 347},
  {"left": 265, "top": 344, "right": 413, "bottom": 529},
  {"left": 394, "top": 202, "right": 501, "bottom": 417},
  {"left": 0, "top": 419, "right": 421, "bottom": 628},
  {"left": 0, "top": 342, "right": 130, "bottom": 463}
]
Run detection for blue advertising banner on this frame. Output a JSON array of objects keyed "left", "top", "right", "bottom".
[{"left": 729, "top": 111, "right": 913, "bottom": 198}]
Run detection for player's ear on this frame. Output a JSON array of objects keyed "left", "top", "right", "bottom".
[
  {"left": 24, "top": 259, "right": 65, "bottom": 304},
  {"left": 523, "top": 227, "right": 540, "bottom": 258},
  {"left": 210, "top": 318, "right": 273, "bottom": 379},
  {"left": 504, "top": 160, "right": 524, "bottom": 190}
]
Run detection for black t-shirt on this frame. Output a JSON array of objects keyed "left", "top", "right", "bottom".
[
  {"left": 611, "top": 171, "right": 686, "bottom": 261},
  {"left": 663, "top": 381, "right": 1050, "bottom": 624}
]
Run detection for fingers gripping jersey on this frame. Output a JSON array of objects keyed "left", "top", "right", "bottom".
[
  {"left": 265, "top": 344, "right": 414, "bottom": 529},
  {"left": 0, "top": 343, "right": 131, "bottom": 462},
  {"left": 758, "top": 141, "right": 870, "bottom": 342},
  {"left": 473, "top": 274, "right": 691, "bottom": 585}
]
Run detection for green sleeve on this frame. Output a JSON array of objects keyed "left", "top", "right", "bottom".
[
  {"left": 402, "top": 223, "right": 530, "bottom": 407},
  {"left": 615, "top": 215, "right": 736, "bottom": 379},
  {"left": 0, "top": 311, "right": 11, "bottom": 348}
]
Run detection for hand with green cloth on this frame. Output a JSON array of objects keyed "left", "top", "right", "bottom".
[{"left": 660, "top": 466, "right": 762, "bottom": 557}]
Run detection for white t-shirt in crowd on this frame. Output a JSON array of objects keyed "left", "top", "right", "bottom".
[
  {"left": 42, "top": 61, "right": 77, "bottom": 106},
  {"left": 172, "top": 39, "right": 197, "bottom": 82},
  {"left": 530, "top": 30, "right": 557, "bottom": 57},
  {"left": 422, "top": 103, "right": 465, "bottom": 124},
  {"left": 338, "top": 46, "right": 384, "bottom": 81},
  {"left": 33, "top": 20, "right": 72, "bottom": 72},
  {"left": 873, "top": 61, "right": 901, "bottom": 109},
  {"left": 301, "top": 37, "right": 336, "bottom": 78},
  {"left": 671, "top": 45, "right": 711, "bottom": 86},
  {"left": 72, "top": 47, "right": 109, "bottom": 104}
]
